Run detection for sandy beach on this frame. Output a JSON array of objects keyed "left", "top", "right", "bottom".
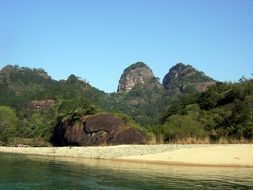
[{"left": 0, "top": 144, "right": 252, "bottom": 167}]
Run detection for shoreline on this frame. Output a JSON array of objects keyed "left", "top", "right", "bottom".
[
  {"left": 112, "top": 158, "right": 253, "bottom": 168},
  {"left": 0, "top": 144, "right": 253, "bottom": 168}
]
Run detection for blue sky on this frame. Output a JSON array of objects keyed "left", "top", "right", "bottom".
[{"left": 1, "top": 0, "right": 253, "bottom": 92}]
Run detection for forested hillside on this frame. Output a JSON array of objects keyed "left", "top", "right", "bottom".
[
  {"left": 0, "top": 64, "right": 252, "bottom": 146},
  {"left": 149, "top": 79, "right": 253, "bottom": 143},
  {"left": 0, "top": 65, "right": 108, "bottom": 145}
]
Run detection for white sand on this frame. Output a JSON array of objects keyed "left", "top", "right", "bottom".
[
  {"left": 116, "top": 144, "right": 253, "bottom": 167},
  {"left": 0, "top": 144, "right": 252, "bottom": 167}
]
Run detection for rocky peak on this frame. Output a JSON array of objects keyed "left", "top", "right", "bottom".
[
  {"left": 117, "top": 62, "right": 159, "bottom": 92},
  {"left": 162, "top": 63, "right": 215, "bottom": 92},
  {"left": 0, "top": 65, "right": 15, "bottom": 74},
  {"left": 0, "top": 65, "right": 50, "bottom": 81}
]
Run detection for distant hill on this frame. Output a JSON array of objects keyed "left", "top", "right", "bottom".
[{"left": 0, "top": 65, "right": 107, "bottom": 108}]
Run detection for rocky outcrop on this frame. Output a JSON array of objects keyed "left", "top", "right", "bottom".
[
  {"left": 117, "top": 62, "right": 160, "bottom": 92},
  {"left": 51, "top": 114, "right": 145, "bottom": 146},
  {"left": 162, "top": 63, "right": 215, "bottom": 93},
  {"left": 29, "top": 99, "right": 55, "bottom": 109}
]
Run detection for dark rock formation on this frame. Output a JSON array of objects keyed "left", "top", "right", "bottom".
[
  {"left": 162, "top": 63, "right": 215, "bottom": 93},
  {"left": 51, "top": 114, "right": 145, "bottom": 146},
  {"left": 117, "top": 62, "right": 161, "bottom": 92}
]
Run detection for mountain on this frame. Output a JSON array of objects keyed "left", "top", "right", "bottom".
[
  {"left": 114, "top": 62, "right": 165, "bottom": 125},
  {"left": 114, "top": 62, "right": 216, "bottom": 126},
  {"left": 0, "top": 62, "right": 214, "bottom": 128},
  {"left": 117, "top": 62, "right": 161, "bottom": 92},
  {"left": 1, "top": 63, "right": 251, "bottom": 146},
  {"left": 162, "top": 63, "right": 215, "bottom": 93}
]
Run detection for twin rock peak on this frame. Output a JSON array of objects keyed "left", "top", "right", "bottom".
[{"left": 117, "top": 62, "right": 215, "bottom": 93}]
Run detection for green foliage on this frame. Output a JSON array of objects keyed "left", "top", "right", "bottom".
[
  {"left": 198, "top": 88, "right": 222, "bottom": 110},
  {"left": 160, "top": 79, "right": 253, "bottom": 142},
  {"left": 162, "top": 115, "right": 205, "bottom": 142},
  {"left": 113, "top": 112, "right": 141, "bottom": 129},
  {"left": 0, "top": 106, "right": 18, "bottom": 143},
  {"left": 123, "top": 62, "right": 151, "bottom": 73},
  {"left": 56, "top": 99, "right": 97, "bottom": 123},
  {"left": 160, "top": 93, "right": 199, "bottom": 122},
  {"left": 16, "top": 106, "right": 57, "bottom": 141}
]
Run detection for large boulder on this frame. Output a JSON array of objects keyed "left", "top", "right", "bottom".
[{"left": 51, "top": 114, "right": 145, "bottom": 146}]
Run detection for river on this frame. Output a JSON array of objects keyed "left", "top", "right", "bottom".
[{"left": 0, "top": 153, "right": 253, "bottom": 189}]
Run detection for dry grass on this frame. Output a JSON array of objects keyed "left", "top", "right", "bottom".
[
  {"left": 166, "top": 137, "right": 210, "bottom": 144},
  {"left": 161, "top": 136, "right": 253, "bottom": 144},
  {"left": 218, "top": 137, "right": 253, "bottom": 144}
]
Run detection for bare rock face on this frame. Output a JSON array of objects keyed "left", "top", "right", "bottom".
[
  {"left": 29, "top": 99, "right": 55, "bottom": 109},
  {"left": 117, "top": 62, "right": 158, "bottom": 92},
  {"left": 162, "top": 63, "right": 215, "bottom": 93},
  {"left": 51, "top": 114, "right": 145, "bottom": 146}
]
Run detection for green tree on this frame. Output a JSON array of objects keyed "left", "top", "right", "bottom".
[
  {"left": 198, "top": 88, "right": 221, "bottom": 110},
  {"left": 162, "top": 115, "right": 205, "bottom": 142},
  {"left": 0, "top": 106, "right": 18, "bottom": 143}
]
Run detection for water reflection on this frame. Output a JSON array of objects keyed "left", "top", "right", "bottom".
[{"left": 27, "top": 155, "right": 253, "bottom": 189}]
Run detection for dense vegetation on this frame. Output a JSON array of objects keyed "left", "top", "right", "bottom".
[
  {"left": 0, "top": 64, "right": 252, "bottom": 146},
  {"left": 149, "top": 80, "right": 253, "bottom": 143},
  {"left": 0, "top": 65, "right": 105, "bottom": 145}
]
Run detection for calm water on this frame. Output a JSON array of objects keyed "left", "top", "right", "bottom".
[{"left": 0, "top": 153, "right": 253, "bottom": 190}]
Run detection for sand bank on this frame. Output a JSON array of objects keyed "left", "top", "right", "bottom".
[
  {"left": 116, "top": 144, "right": 253, "bottom": 167},
  {"left": 0, "top": 144, "right": 252, "bottom": 167}
]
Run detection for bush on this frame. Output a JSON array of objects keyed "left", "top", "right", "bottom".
[{"left": 162, "top": 115, "right": 206, "bottom": 142}]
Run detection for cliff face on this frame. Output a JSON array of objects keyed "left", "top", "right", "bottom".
[
  {"left": 162, "top": 63, "right": 215, "bottom": 93},
  {"left": 117, "top": 62, "right": 159, "bottom": 92}
]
